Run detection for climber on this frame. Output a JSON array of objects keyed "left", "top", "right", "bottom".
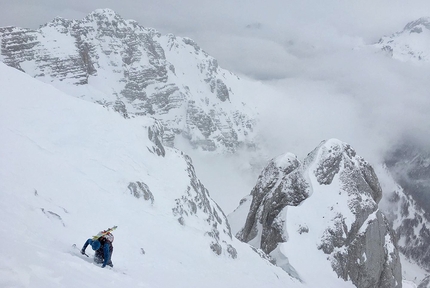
[{"left": 81, "top": 231, "right": 114, "bottom": 268}]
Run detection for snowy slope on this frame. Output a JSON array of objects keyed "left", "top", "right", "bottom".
[{"left": 0, "top": 63, "right": 301, "bottom": 288}]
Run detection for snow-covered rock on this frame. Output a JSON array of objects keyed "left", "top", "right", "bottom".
[
  {"left": 0, "top": 8, "right": 257, "bottom": 153},
  {"left": 375, "top": 17, "right": 430, "bottom": 63},
  {"left": 231, "top": 139, "right": 402, "bottom": 288}
]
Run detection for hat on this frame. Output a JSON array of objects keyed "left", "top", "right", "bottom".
[{"left": 91, "top": 240, "right": 101, "bottom": 250}]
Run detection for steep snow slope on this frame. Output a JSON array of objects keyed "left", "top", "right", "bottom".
[{"left": 0, "top": 63, "right": 301, "bottom": 288}]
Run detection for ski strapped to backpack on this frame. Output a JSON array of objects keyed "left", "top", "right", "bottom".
[{"left": 92, "top": 225, "right": 117, "bottom": 241}]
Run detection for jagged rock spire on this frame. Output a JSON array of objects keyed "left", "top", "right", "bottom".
[{"left": 232, "top": 139, "right": 402, "bottom": 287}]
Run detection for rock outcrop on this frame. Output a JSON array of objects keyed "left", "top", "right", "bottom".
[
  {"left": 236, "top": 153, "right": 310, "bottom": 254},
  {"left": 232, "top": 139, "right": 402, "bottom": 288}
]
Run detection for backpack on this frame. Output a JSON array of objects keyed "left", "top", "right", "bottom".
[{"left": 102, "top": 232, "right": 114, "bottom": 243}]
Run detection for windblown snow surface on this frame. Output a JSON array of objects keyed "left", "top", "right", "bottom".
[{"left": 0, "top": 62, "right": 301, "bottom": 288}]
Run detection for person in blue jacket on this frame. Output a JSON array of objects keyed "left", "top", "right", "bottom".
[{"left": 81, "top": 233, "right": 114, "bottom": 268}]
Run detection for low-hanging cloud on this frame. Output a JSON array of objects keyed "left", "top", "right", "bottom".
[{"left": 254, "top": 45, "right": 430, "bottom": 164}]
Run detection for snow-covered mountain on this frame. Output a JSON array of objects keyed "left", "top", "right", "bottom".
[
  {"left": 0, "top": 62, "right": 303, "bottom": 288},
  {"left": 2, "top": 8, "right": 430, "bottom": 288},
  {"left": 0, "top": 8, "right": 257, "bottom": 153},
  {"left": 229, "top": 139, "right": 403, "bottom": 287},
  {"left": 376, "top": 17, "right": 430, "bottom": 63}
]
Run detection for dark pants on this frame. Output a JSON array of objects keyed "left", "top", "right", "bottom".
[{"left": 94, "top": 247, "right": 113, "bottom": 267}]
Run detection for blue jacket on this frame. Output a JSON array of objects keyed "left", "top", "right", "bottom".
[{"left": 81, "top": 238, "right": 112, "bottom": 268}]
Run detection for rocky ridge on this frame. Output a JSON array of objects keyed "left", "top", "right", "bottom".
[
  {"left": 231, "top": 139, "right": 402, "bottom": 288},
  {"left": 0, "top": 8, "right": 256, "bottom": 152},
  {"left": 134, "top": 118, "right": 238, "bottom": 258}
]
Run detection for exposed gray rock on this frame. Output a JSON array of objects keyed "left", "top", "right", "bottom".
[
  {"left": 325, "top": 211, "right": 401, "bottom": 288},
  {"left": 381, "top": 184, "right": 430, "bottom": 272},
  {"left": 147, "top": 120, "right": 166, "bottom": 157},
  {"left": 233, "top": 139, "right": 402, "bottom": 287},
  {"left": 209, "top": 78, "right": 230, "bottom": 102},
  {"left": 127, "top": 181, "right": 155, "bottom": 204},
  {"left": 40, "top": 208, "right": 65, "bottom": 227},
  {"left": 419, "top": 275, "right": 430, "bottom": 288},
  {"left": 237, "top": 153, "right": 309, "bottom": 254},
  {"left": 113, "top": 100, "right": 129, "bottom": 118}
]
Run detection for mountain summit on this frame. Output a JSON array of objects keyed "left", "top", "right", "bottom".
[
  {"left": 376, "top": 16, "right": 430, "bottom": 63},
  {"left": 0, "top": 8, "right": 257, "bottom": 153},
  {"left": 230, "top": 139, "right": 402, "bottom": 287}
]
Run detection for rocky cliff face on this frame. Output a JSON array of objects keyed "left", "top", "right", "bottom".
[
  {"left": 375, "top": 17, "right": 430, "bottom": 63},
  {"left": 236, "top": 152, "right": 310, "bottom": 254},
  {"left": 382, "top": 143, "right": 430, "bottom": 272},
  {"left": 231, "top": 139, "right": 402, "bottom": 288},
  {"left": 383, "top": 183, "right": 430, "bottom": 272},
  {"left": 0, "top": 8, "right": 256, "bottom": 153}
]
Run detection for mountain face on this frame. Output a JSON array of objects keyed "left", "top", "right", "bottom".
[
  {"left": 0, "top": 8, "right": 256, "bottom": 153},
  {"left": 382, "top": 142, "right": 430, "bottom": 273},
  {"left": 385, "top": 142, "right": 430, "bottom": 213},
  {"left": 230, "top": 139, "right": 402, "bottom": 288},
  {"left": 381, "top": 171, "right": 430, "bottom": 274},
  {"left": 376, "top": 17, "right": 430, "bottom": 62}
]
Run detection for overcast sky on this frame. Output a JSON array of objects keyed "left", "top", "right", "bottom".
[{"left": 1, "top": 0, "right": 430, "bottom": 163}]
